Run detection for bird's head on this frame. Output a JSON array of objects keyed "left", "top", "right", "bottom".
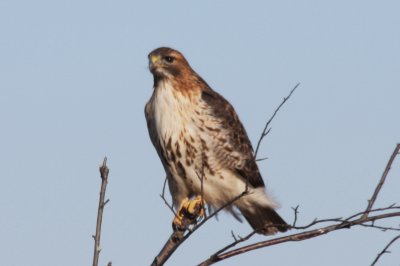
[{"left": 148, "top": 47, "right": 191, "bottom": 81}]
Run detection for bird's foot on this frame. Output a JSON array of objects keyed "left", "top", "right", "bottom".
[{"left": 173, "top": 195, "right": 205, "bottom": 231}]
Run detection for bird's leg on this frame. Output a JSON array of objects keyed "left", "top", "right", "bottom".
[{"left": 172, "top": 195, "right": 205, "bottom": 231}]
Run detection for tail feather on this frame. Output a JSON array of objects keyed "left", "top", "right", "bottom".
[{"left": 239, "top": 205, "right": 289, "bottom": 235}]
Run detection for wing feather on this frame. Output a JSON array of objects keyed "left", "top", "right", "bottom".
[{"left": 200, "top": 88, "right": 265, "bottom": 188}]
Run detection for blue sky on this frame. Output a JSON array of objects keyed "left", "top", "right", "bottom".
[{"left": 1, "top": 1, "right": 399, "bottom": 265}]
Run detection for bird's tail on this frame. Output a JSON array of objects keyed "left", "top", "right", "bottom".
[{"left": 238, "top": 201, "right": 289, "bottom": 235}]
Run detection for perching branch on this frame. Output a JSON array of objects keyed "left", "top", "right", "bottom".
[
  {"left": 92, "top": 157, "right": 110, "bottom": 266},
  {"left": 198, "top": 210, "right": 400, "bottom": 266},
  {"left": 151, "top": 190, "right": 249, "bottom": 266}
]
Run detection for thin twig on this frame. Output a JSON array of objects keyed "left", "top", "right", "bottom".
[
  {"left": 345, "top": 204, "right": 399, "bottom": 222},
  {"left": 363, "top": 144, "right": 400, "bottom": 218},
  {"left": 196, "top": 169, "right": 207, "bottom": 219},
  {"left": 291, "top": 205, "right": 300, "bottom": 227},
  {"left": 92, "top": 157, "right": 110, "bottom": 266},
  {"left": 255, "top": 157, "right": 268, "bottom": 162},
  {"left": 359, "top": 223, "right": 400, "bottom": 232},
  {"left": 205, "top": 230, "right": 258, "bottom": 264},
  {"left": 291, "top": 205, "right": 400, "bottom": 230},
  {"left": 161, "top": 177, "right": 168, "bottom": 198},
  {"left": 254, "top": 82, "right": 300, "bottom": 159},
  {"left": 371, "top": 234, "right": 400, "bottom": 266},
  {"left": 230, "top": 231, "right": 238, "bottom": 242},
  {"left": 160, "top": 194, "right": 177, "bottom": 216},
  {"left": 159, "top": 176, "right": 177, "bottom": 216}
]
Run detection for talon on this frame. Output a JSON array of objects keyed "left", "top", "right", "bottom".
[
  {"left": 172, "top": 196, "right": 206, "bottom": 231},
  {"left": 186, "top": 195, "right": 205, "bottom": 217},
  {"left": 172, "top": 198, "right": 189, "bottom": 231}
]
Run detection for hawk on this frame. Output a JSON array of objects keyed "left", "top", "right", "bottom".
[{"left": 145, "top": 47, "right": 288, "bottom": 234}]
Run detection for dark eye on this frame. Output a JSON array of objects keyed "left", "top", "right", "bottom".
[{"left": 164, "top": 56, "right": 175, "bottom": 63}]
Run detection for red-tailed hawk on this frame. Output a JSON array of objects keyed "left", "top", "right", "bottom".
[{"left": 145, "top": 47, "right": 288, "bottom": 234}]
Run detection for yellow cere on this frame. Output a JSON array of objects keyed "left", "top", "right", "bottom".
[{"left": 150, "top": 54, "right": 160, "bottom": 64}]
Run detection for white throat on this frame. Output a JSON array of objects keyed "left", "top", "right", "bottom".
[{"left": 152, "top": 81, "right": 195, "bottom": 142}]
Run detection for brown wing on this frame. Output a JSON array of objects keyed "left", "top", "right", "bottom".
[{"left": 200, "top": 88, "right": 265, "bottom": 188}]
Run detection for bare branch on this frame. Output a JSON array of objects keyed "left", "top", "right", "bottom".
[
  {"left": 160, "top": 194, "right": 177, "bottom": 217},
  {"left": 198, "top": 211, "right": 400, "bottom": 266},
  {"left": 204, "top": 230, "right": 258, "bottom": 265},
  {"left": 255, "top": 157, "right": 268, "bottom": 162},
  {"left": 151, "top": 190, "right": 249, "bottom": 266},
  {"left": 161, "top": 177, "right": 168, "bottom": 198},
  {"left": 291, "top": 205, "right": 300, "bottom": 227},
  {"left": 199, "top": 205, "right": 400, "bottom": 266},
  {"left": 92, "top": 157, "right": 110, "bottom": 266},
  {"left": 151, "top": 231, "right": 185, "bottom": 266},
  {"left": 371, "top": 234, "right": 400, "bottom": 266},
  {"left": 363, "top": 144, "right": 400, "bottom": 218},
  {"left": 359, "top": 223, "right": 400, "bottom": 232},
  {"left": 230, "top": 230, "right": 238, "bottom": 242},
  {"left": 254, "top": 82, "right": 300, "bottom": 159},
  {"left": 344, "top": 204, "right": 399, "bottom": 222},
  {"left": 196, "top": 169, "right": 207, "bottom": 218},
  {"left": 159, "top": 177, "right": 177, "bottom": 216}
]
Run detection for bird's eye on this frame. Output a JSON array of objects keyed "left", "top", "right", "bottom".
[{"left": 164, "top": 56, "right": 175, "bottom": 63}]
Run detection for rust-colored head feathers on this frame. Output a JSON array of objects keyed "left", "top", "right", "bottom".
[
  {"left": 148, "top": 47, "right": 210, "bottom": 95},
  {"left": 148, "top": 47, "right": 192, "bottom": 80}
]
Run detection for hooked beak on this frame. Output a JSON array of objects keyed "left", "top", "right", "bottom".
[{"left": 149, "top": 54, "right": 161, "bottom": 72}]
